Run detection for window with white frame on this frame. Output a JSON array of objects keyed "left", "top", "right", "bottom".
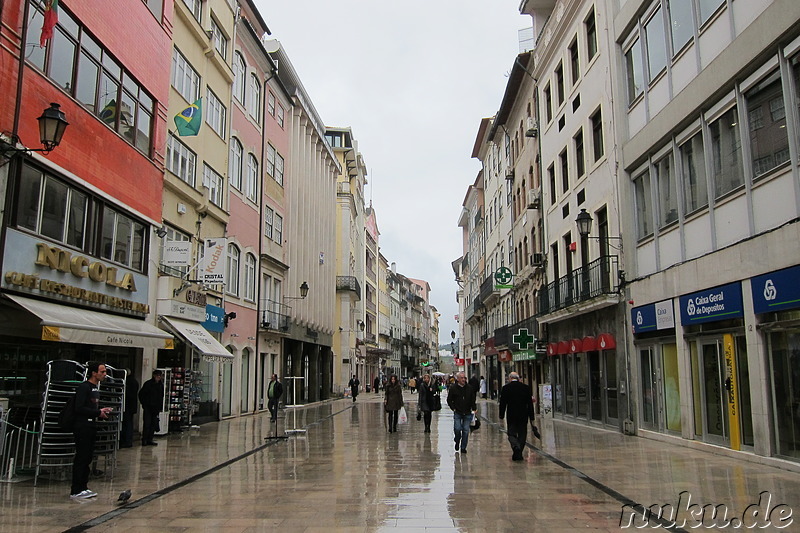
[
  {"left": 100, "top": 205, "right": 146, "bottom": 270},
  {"left": 249, "top": 74, "right": 261, "bottom": 122},
  {"left": 205, "top": 88, "right": 226, "bottom": 137},
  {"left": 655, "top": 152, "right": 678, "bottom": 227},
  {"left": 555, "top": 62, "right": 565, "bottom": 105},
  {"left": 585, "top": 8, "right": 597, "bottom": 61},
  {"left": 246, "top": 154, "right": 258, "bottom": 201},
  {"left": 275, "top": 152, "right": 284, "bottom": 186},
  {"left": 268, "top": 92, "right": 276, "bottom": 116},
  {"left": 745, "top": 70, "right": 789, "bottom": 179},
  {"left": 229, "top": 137, "right": 242, "bottom": 191},
  {"left": 634, "top": 170, "right": 653, "bottom": 239},
  {"left": 264, "top": 206, "right": 274, "bottom": 238},
  {"left": 276, "top": 102, "right": 285, "bottom": 128},
  {"left": 210, "top": 18, "right": 228, "bottom": 60},
  {"left": 202, "top": 164, "right": 224, "bottom": 208},
  {"left": 644, "top": 7, "right": 667, "bottom": 82},
  {"left": 710, "top": 106, "right": 744, "bottom": 198},
  {"left": 182, "top": 0, "right": 201, "bottom": 23},
  {"left": 679, "top": 132, "right": 708, "bottom": 215},
  {"left": 274, "top": 214, "right": 283, "bottom": 243},
  {"left": 244, "top": 253, "right": 256, "bottom": 301},
  {"left": 166, "top": 133, "right": 196, "bottom": 186},
  {"left": 574, "top": 128, "right": 585, "bottom": 178},
  {"left": 226, "top": 244, "right": 240, "bottom": 296},
  {"left": 233, "top": 52, "right": 246, "bottom": 104},
  {"left": 171, "top": 48, "right": 200, "bottom": 103},
  {"left": 591, "top": 108, "right": 604, "bottom": 161},
  {"left": 160, "top": 225, "right": 191, "bottom": 276},
  {"left": 569, "top": 37, "right": 580, "bottom": 85},
  {"left": 625, "top": 38, "right": 644, "bottom": 104}
]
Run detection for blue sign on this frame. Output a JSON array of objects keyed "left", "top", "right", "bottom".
[
  {"left": 679, "top": 282, "right": 743, "bottom": 325},
  {"left": 203, "top": 304, "right": 225, "bottom": 332},
  {"left": 632, "top": 299, "right": 675, "bottom": 334},
  {"left": 752, "top": 265, "right": 800, "bottom": 314}
]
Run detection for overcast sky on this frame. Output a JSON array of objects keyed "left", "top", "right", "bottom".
[{"left": 256, "top": 1, "right": 530, "bottom": 344}]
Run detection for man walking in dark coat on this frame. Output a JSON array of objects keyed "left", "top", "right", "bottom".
[
  {"left": 70, "top": 361, "right": 113, "bottom": 499},
  {"left": 348, "top": 375, "right": 360, "bottom": 403},
  {"left": 499, "top": 372, "right": 537, "bottom": 461},
  {"left": 267, "top": 374, "right": 283, "bottom": 422},
  {"left": 119, "top": 369, "right": 139, "bottom": 448},
  {"left": 138, "top": 369, "right": 164, "bottom": 446}
]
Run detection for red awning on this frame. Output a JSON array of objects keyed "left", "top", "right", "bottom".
[
  {"left": 499, "top": 349, "right": 513, "bottom": 362},
  {"left": 557, "top": 340, "right": 570, "bottom": 355},
  {"left": 568, "top": 339, "right": 583, "bottom": 353},
  {"left": 597, "top": 333, "right": 617, "bottom": 350},
  {"left": 582, "top": 336, "right": 597, "bottom": 351},
  {"left": 547, "top": 343, "right": 558, "bottom": 356}
]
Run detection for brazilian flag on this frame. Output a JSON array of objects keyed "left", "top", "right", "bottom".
[
  {"left": 99, "top": 99, "right": 117, "bottom": 125},
  {"left": 174, "top": 98, "right": 202, "bottom": 136}
]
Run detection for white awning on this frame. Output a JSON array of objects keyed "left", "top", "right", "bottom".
[
  {"left": 7, "top": 294, "right": 174, "bottom": 350},
  {"left": 160, "top": 317, "right": 233, "bottom": 362}
]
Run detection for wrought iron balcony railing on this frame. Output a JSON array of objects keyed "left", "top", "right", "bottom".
[
  {"left": 537, "top": 255, "right": 619, "bottom": 316},
  {"left": 260, "top": 299, "right": 290, "bottom": 332},
  {"left": 336, "top": 276, "right": 361, "bottom": 300}
]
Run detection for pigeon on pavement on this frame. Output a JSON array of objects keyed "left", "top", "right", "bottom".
[{"left": 117, "top": 489, "right": 131, "bottom": 503}]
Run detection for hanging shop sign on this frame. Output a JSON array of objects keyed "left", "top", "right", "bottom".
[
  {"left": 679, "top": 282, "right": 743, "bottom": 325},
  {"left": 203, "top": 304, "right": 225, "bottom": 333},
  {"left": 157, "top": 299, "right": 205, "bottom": 322},
  {"left": 162, "top": 240, "right": 192, "bottom": 267},
  {"left": 2, "top": 228, "right": 149, "bottom": 316},
  {"left": 200, "top": 238, "right": 227, "bottom": 284},
  {"left": 632, "top": 299, "right": 675, "bottom": 334},
  {"left": 751, "top": 264, "right": 800, "bottom": 314}
]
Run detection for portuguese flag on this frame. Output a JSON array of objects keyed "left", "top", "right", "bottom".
[{"left": 40, "top": 0, "right": 59, "bottom": 47}]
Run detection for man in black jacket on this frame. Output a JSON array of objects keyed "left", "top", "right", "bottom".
[
  {"left": 447, "top": 371, "right": 477, "bottom": 453},
  {"left": 138, "top": 369, "right": 164, "bottom": 446},
  {"left": 119, "top": 369, "right": 139, "bottom": 448},
  {"left": 267, "top": 374, "right": 283, "bottom": 422},
  {"left": 70, "top": 361, "right": 113, "bottom": 499},
  {"left": 499, "top": 372, "right": 537, "bottom": 461}
]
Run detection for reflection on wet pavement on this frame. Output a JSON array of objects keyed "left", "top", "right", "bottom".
[{"left": 2, "top": 392, "right": 800, "bottom": 532}]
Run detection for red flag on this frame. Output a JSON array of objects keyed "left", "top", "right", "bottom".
[{"left": 40, "top": 0, "right": 59, "bottom": 47}]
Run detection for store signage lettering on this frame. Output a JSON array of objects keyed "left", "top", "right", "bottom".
[
  {"left": 201, "top": 238, "right": 227, "bottom": 284},
  {"left": 632, "top": 299, "right": 675, "bottom": 334},
  {"left": 751, "top": 265, "right": 800, "bottom": 314},
  {"left": 35, "top": 243, "right": 136, "bottom": 291},
  {"left": 679, "top": 282, "right": 743, "bottom": 325}
]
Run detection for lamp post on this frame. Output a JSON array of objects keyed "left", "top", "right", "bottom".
[
  {"left": 283, "top": 281, "right": 309, "bottom": 301},
  {"left": 575, "top": 209, "right": 624, "bottom": 293},
  {"left": 1, "top": 103, "right": 69, "bottom": 158}
]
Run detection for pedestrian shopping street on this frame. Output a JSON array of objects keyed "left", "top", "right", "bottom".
[{"left": 2, "top": 392, "right": 800, "bottom": 532}]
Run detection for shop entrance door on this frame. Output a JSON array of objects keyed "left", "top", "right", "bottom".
[
  {"left": 604, "top": 351, "right": 619, "bottom": 425},
  {"left": 640, "top": 346, "right": 660, "bottom": 430},
  {"left": 699, "top": 340, "right": 728, "bottom": 446}
]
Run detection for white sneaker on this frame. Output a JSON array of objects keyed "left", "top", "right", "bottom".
[{"left": 70, "top": 489, "right": 97, "bottom": 499}]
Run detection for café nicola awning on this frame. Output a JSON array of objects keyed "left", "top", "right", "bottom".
[{"left": 160, "top": 316, "right": 233, "bottom": 362}]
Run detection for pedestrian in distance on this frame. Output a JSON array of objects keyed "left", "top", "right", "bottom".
[
  {"left": 384, "top": 375, "right": 404, "bottom": 433},
  {"left": 138, "top": 369, "right": 164, "bottom": 446},
  {"left": 499, "top": 372, "right": 539, "bottom": 461},
  {"left": 374, "top": 375, "right": 381, "bottom": 394},
  {"left": 447, "top": 371, "right": 477, "bottom": 454},
  {"left": 417, "top": 374, "right": 436, "bottom": 433},
  {"left": 468, "top": 374, "right": 480, "bottom": 395},
  {"left": 267, "top": 374, "right": 283, "bottom": 422},
  {"left": 348, "top": 375, "right": 360, "bottom": 402},
  {"left": 479, "top": 376, "right": 487, "bottom": 399},
  {"left": 408, "top": 376, "right": 416, "bottom": 394},
  {"left": 119, "top": 368, "right": 138, "bottom": 448},
  {"left": 70, "top": 361, "right": 113, "bottom": 499}
]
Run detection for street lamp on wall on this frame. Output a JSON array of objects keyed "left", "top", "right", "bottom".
[
  {"left": 575, "top": 209, "right": 623, "bottom": 250},
  {"left": 284, "top": 281, "right": 310, "bottom": 301},
  {"left": 1, "top": 103, "right": 69, "bottom": 157}
]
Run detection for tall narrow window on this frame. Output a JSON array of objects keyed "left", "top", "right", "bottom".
[
  {"left": 229, "top": 137, "right": 243, "bottom": 191},
  {"left": 634, "top": 171, "right": 653, "bottom": 239},
  {"left": 625, "top": 39, "right": 644, "bottom": 104},
  {"left": 202, "top": 164, "right": 224, "bottom": 208},
  {"left": 548, "top": 163, "right": 556, "bottom": 205},
  {"left": 171, "top": 48, "right": 200, "bottom": 103},
  {"left": 585, "top": 8, "right": 597, "bottom": 61},
  {"left": 244, "top": 253, "right": 256, "bottom": 301},
  {"left": 668, "top": 0, "right": 694, "bottom": 53},
  {"left": 555, "top": 62, "right": 565, "bottom": 105},
  {"left": 233, "top": 52, "right": 246, "bottom": 104},
  {"left": 264, "top": 206, "right": 274, "bottom": 239},
  {"left": 569, "top": 37, "right": 580, "bottom": 85},
  {"left": 226, "top": 244, "right": 240, "bottom": 296},
  {"left": 274, "top": 214, "right": 283, "bottom": 243},
  {"left": 246, "top": 154, "right": 258, "bottom": 201},
  {"left": 574, "top": 129, "right": 585, "bottom": 178},
  {"left": 680, "top": 132, "right": 708, "bottom": 214},
  {"left": 205, "top": 88, "right": 226, "bottom": 138},
  {"left": 543, "top": 83, "right": 552, "bottom": 123},
  {"left": 560, "top": 149, "right": 569, "bottom": 193},
  {"left": 166, "top": 133, "right": 197, "bottom": 186},
  {"left": 591, "top": 109, "right": 604, "bottom": 161},
  {"left": 210, "top": 18, "right": 228, "bottom": 60},
  {"left": 745, "top": 70, "right": 789, "bottom": 179},
  {"left": 698, "top": 0, "right": 725, "bottom": 26},
  {"left": 710, "top": 107, "right": 744, "bottom": 198},
  {"left": 655, "top": 153, "right": 678, "bottom": 227},
  {"left": 645, "top": 8, "right": 667, "bottom": 82},
  {"left": 249, "top": 74, "right": 261, "bottom": 121}
]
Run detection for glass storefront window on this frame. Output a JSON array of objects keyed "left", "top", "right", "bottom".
[
  {"left": 565, "top": 354, "right": 575, "bottom": 415},
  {"left": 641, "top": 347, "right": 656, "bottom": 426},
  {"left": 769, "top": 330, "right": 800, "bottom": 459},
  {"left": 576, "top": 352, "right": 588, "bottom": 418},
  {"left": 735, "top": 336, "right": 754, "bottom": 447},
  {"left": 690, "top": 341, "right": 703, "bottom": 437},
  {"left": 662, "top": 343, "right": 681, "bottom": 432}
]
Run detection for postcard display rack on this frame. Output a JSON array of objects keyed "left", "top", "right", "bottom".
[
  {"left": 159, "top": 367, "right": 199, "bottom": 432},
  {"left": 35, "top": 361, "right": 125, "bottom": 484}
]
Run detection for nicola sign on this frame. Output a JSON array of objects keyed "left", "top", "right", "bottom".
[
  {"left": 679, "top": 282, "right": 743, "bottom": 325},
  {"left": 632, "top": 299, "right": 674, "bottom": 334},
  {"left": 751, "top": 265, "right": 800, "bottom": 314}
]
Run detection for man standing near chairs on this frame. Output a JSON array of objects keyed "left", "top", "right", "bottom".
[
  {"left": 138, "top": 369, "right": 164, "bottom": 446},
  {"left": 267, "top": 374, "right": 283, "bottom": 422},
  {"left": 499, "top": 372, "right": 538, "bottom": 461},
  {"left": 70, "top": 362, "right": 113, "bottom": 499}
]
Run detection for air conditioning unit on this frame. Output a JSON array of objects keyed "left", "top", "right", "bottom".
[
  {"left": 525, "top": 117, "right": 538, "bottom": 137},
  {"left": 531, "top": 253, "right": 544, "bottom": 267},
  {"left": 526, "top": 189, "right": 541, "bottom": 209}
]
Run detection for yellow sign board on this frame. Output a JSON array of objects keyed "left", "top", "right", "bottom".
[{"left": 723, "top": 334, "right": 740, "bottom": 451}]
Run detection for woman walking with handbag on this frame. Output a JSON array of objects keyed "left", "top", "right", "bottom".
[
  {"left": 417, "top": 374, "right": 437, "bottom": 433},
  {"left": 384, "top": 375, "right": 404, "bottom": 433}
]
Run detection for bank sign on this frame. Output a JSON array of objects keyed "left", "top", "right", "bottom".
[
  {"left": 751, "top": 265, "right": 800, "bottom": 314},
  {"left": 679, "top": 282, "right": 743, "bottom": 325},
  {"left": 631, "top": 299, "right": 675, "bottom": 334}
]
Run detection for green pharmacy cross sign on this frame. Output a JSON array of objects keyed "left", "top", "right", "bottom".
[
  {"left": 513, "top": 328, "right": 535, "bottom": 350},
  {"left": 494, "top": 267, "right": 514, "bottom": 289}
]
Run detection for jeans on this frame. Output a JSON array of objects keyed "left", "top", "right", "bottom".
[
  {"left": 453, "top": 412, "right": 471, "bottom": 450},
  {"left": 268, "top": 397, "right": 279, "bottom": 420}
]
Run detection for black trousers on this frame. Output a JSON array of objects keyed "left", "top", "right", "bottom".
[
  {"left": 120, "top": 413, "right": 134, "bottom": 447},
  {"left": 268, "top": 397, "right": 279, "bottom": 419},
  {"left": 506, "top": 420, "right": 528, "bottom": 452},
  {"left": 142, "top": 408, "right": 158, "bottom": 443},
  {"left": 387, "top": 410, "right": 398, "bottom": 429},
  {"left": 71, "top": 426, "right": 96, "bottom": 495},
  {"left": 423, "top": 411, "right": 432, "bottom": 430}
]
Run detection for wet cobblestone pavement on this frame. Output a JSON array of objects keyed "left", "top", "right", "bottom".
[{"left": 2, "top": 392, "right": 800, "bottom": 532}]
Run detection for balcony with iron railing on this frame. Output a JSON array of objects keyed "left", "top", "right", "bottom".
[
  {"left": 260, "top": 299, "right": 291, "bottom": 332},
  {"left": 366, "top": 298, "right": 376, "bottom": 313},
  {"left": 537, "top": 255, "right": 620, "bottom": 316},
  {"left": 336, "top": 276, "right": 362, "bottom": 300},
  {"left": 479, "top": 275, "right": 500, "bottom": 306}
]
